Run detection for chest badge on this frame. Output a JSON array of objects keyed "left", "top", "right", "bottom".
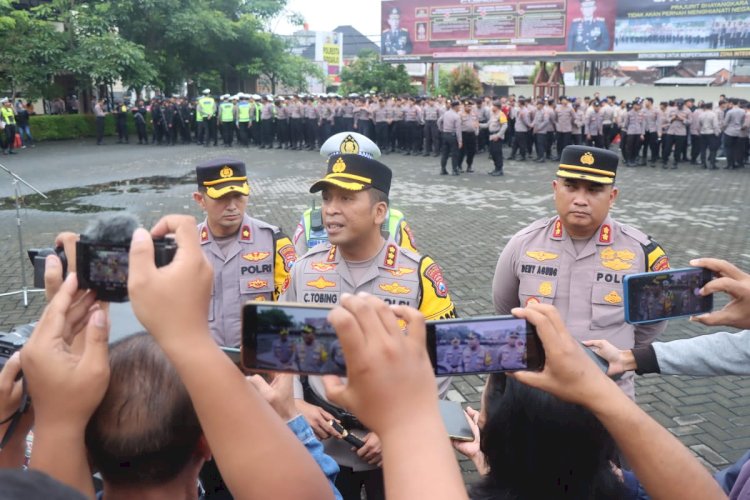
[
  {"left": 307, "top": 276, "right": 336, "bottom": 289},
  {"left": 604, "top": 290, "right": 623, "bottom": 304},
  {"left": 379, "top": 282, "right": 411, "bottom": 294},
  {"left": 242, "top": 251, "right": 270, "bottom": 262},
  {"left": 311, "top": 262, "right": 337, "bottom": 272},
  {"left": 389, "top": 267, "right": 415, "bottom": 277},
  {"left": 616, "top": 249, "right": 636, "bottom": 261},
  {"left": 602, "top": 259, "right": 632, "bottom": 271},
  {"left": 525, "top": 296, "right": 541, "bottom": 306},
  {"left": 538, "top": 282, "right": 553, "bottom": 296},
  {"left": 247, "top": 279, "right": 268, "bottom": 289},
  {"left": 526, "top": 251, "right": 559, "bottom": 262}
]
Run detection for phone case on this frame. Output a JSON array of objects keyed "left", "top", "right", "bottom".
[{"left": 623, "top": 268, "right": 713, "bottom": 324}]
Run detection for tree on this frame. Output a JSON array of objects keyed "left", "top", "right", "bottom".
[
  {"left": 427, "top": 66, "right": 452, "bottom": 97},
  {"left": 446, "top": 65, "right": 482, "bottom": 97},
  {"left": 340, "top": 50, "right": 413, "bottom": 95}
]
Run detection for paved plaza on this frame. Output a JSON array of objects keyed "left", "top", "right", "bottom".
[{"left": 0, "top": 140, "right": 749, "bottom": 479}]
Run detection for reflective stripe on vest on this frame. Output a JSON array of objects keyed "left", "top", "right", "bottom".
[{"left": 1, "top": 108, "right": 15, "bottom": 124}]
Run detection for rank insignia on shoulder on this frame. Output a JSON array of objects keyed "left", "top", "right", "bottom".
[
  {"left": 200, "top": 227, "right": 209, "bottom": 243},
  {"left": 598, "top": 224, "right": 611, "bottom": 244},
  {"left": 552, "top": 219, "right": 563, "bottom": 239},
  {"left": 389, "top": 267, "right": 415, "bottom": 277},
  {"left": 327, "top": 246, "right": 337, "bottom": 262},
  {"left": 384, "top": 244, "right": 398, "bottom": 268},
  {"left": 247, "top": 279, "right": 268, "bottom": 289},
  {"left": 538, "top": 282, "right": 553, "bottom": 296},
  {"left": 379, "top": 282, "right": 411, "bottom": 294},
  {"left": 242, "top": 251, "right": 270, "bottom": 262},
  {"left": 241, "top": 225, "right": 252, "bottom": 241},
  {"left": 526, "top": 251, "right": 559, "bottom": 262},
  {"left": 311, "top": 262, "right": 337, "bottom": 272},
  {"left": 525, "top": 296, "right": 541, "bottom": 306},
  {"left": 307, "top": 276, "right": 336, "bottom": 289},
  {"left": 604, "top": 290, "right": 623, "bottom": 304}
]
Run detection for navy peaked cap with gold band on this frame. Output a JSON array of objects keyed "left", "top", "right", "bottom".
[
  {"left": 309, "top": 154, "right": 392, "bottom": 195},
  {"left": 319, "top": 132, "right": 381, "bottom": 159},
  {"left": 196, "top": 158, "right": 250, "bottom": 199},
  {"left": 556, "top": 145, "right": 618, "bottom": 185}
]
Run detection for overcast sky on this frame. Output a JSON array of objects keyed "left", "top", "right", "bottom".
[{"left": 273, "top": 0, "right": 382, "bottom": 43}]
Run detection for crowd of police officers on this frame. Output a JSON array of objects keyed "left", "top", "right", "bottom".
[{"left": 102, "top": 89, "right": 750, "bottom": 172}]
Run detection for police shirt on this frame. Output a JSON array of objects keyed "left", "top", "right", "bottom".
[
  {"left": 492, "top": 215, "right": 669, "bottom": 399},
  {"left": 198, "top": 213, "right": 296, "bottom": 347}
]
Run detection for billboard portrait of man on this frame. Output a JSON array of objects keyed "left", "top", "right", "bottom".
[
  {"left": 567, "top": 0, "right": 612, "bottom": 52},
  {"left": 382, "top": 6, "right": 413, "bottom": 55}
]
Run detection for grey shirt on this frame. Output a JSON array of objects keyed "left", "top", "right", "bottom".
[{"left": 639, "top": 330, "right": 750, "bottom": 376}]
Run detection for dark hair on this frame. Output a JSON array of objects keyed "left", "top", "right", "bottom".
[
  {"left": 85, "top": 333, "right": 203, "bottom": 486},
  {"left": 471, "top": 375, "right": 626, "bottom": 500},
  {"left": 367, "top": 187, "right": 389, "bottom": 206}
]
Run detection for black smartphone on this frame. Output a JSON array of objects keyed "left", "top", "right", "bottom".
[
  {"left": 426, "top": 316, "right": 544, "bottom": 375},
  {"left": 242, "top": 303, "right": 344, "bottom": 375},
  {"left": 623, "top": 267, "right": 713, "bottom": 324}
]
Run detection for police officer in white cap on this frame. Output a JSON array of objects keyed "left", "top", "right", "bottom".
[
  {"left": 292, "top": 131, "right": 418, "bottom": 256},
  {"left": 197, "top": 89, "right": 216, "bottom": 146}
]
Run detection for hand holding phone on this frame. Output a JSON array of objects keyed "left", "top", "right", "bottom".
[
  {"left": 688, "top": 258, "right": 750, "bottom": 330},
  {"left": 624, "top": 267, "right": 713, "bottom": 324}
]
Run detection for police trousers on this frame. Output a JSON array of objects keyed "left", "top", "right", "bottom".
[
  {"left": 403, "top": 121, "right": 418, "bottom": 152},
  {"left": 221, "top": 121, "right": 234, "bottom": 146},
  {"left": 690, "top": 134, "right": 701, "bottom": 162},
  {"left": 556, "top": 132, "right": 571, "bottom": 158},
  {"left": 440, "top": 132, "right": 460, "bottom": 173},
  {"left": 624, "top": 134, "right": 642, "bottom": 163},
  {"left": 586, "top": 134, "right": 603, "bottom": 149},
  {"left": 534, "top": 132, "right": 547, "bottom": 160},
  {"left": 699, "top": 133, "right": 719, "bottom": 167},
  {"left": 290, "top": 118, "right": 303, "bottom": 148},
  {"left": 238, "top": 121, "right": 250, "bottom": 146},
  {"left": 489, "top": 139, "right": 504, "bottom": 172},
  {"left": 261, "top": 119, "right": 273, "bottom": 147},
  {"left": 641, "top": 131, "right": 659, "bottom": 162},
  {"left": 424, "top": 120, "right": 439, "bottom": 154},
  {"left": 511, "top": 131, "right": 528, "bottom": 159},
  {"left": 375, "top": 122, "right": 389, "bottom": 152},
  {"left": 458, "top": 131, "right": 477, "bottom": 167},
  {"left": 662, "top": 134, "right": 686, "bottom": 164}
]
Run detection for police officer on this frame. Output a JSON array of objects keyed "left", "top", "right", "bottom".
[
  {"left": 236, "top": 93, "right": 252, "bottom": 147},
  {"left": 272, "top": 328, "right": 296, "bottom": 368},
  {"left": 284, "top": 151, "right": 456, "bottom": 500},
  {"left": 295, "top": 325, "right": 327, "bottom": 372},
  {"left": 488, "top": 100, "right": 508, "bottom": 176},
  {"left": 622, "top": 98, "right": 645, "bottom": 167},
  {"left": 496, "top": 331, "right": 525, "bottom": 370},
  {"left": 567, "top": 0, "right": 611, "bottom": 52},
  {"left": 115, "top": 100, "right": 129, "bottom": 144},
  {"left": 438, "top": 100, "right": 462, "bottom": 175},
  {"left": 492, "top": 145, "right": 669, "bottom": 399},
  {"left": 218, "top": 94, "right": 236, "bottom": 147},
  {"left": 197, "top": 89, "right": 217, "bottom": 147},
  {"left": 443, "top": 335, "right": 464, "bottom": 373},
  {"left": 0, "top": 98, "right": 16, "bottom": 155},
  {"left": 381, "top": 7, "right": 412, "bottom": 55},
  {"left": 193, "top": 159, "right": 297, "bottom": 347},
  {"left": 462, "top": 332, "right": 492, "bottom": 372},
  {"left": 293, "top": 132, "right": 418, "bottom": 256}
]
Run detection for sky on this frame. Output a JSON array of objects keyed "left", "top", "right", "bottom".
[{"left": 273, "top": 0, "right": 382, "bottom": 43}]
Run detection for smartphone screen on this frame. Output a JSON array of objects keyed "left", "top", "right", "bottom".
[
  {"left": 426, "top": 316, "right": 544, "bottom": 376},
  {"left": 624, "top": 267, "right": 713, "bottom": 324},
  {"left": 242, "top": 303, "right": 344, "bottom": 375}
]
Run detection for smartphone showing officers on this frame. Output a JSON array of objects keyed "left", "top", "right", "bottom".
[{"left": 624, "top": 267, "right": 713, "bottom": 324}]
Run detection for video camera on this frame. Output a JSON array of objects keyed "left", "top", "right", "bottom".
[
  {"left": 27, "top": 215, "right": 177, "bottom": 302},
  {"left": 0, "top": 330, "right": 31, "bottom": 371}
]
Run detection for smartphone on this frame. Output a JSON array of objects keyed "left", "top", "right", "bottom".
[
  {"left": 242, "top": 303, "right": 344, "bottom": 375},
  {"left": 623, "top": 267, "right": 713, "bottom": 324},
  {"left": 440, "top": 400, "right": 474, "bottom": 442},
  {"left": 426, "top": 316, "right": 544, "bottom": 376},
  {"left": 221, "top": 346, "right": 241, "bottom": 364}
]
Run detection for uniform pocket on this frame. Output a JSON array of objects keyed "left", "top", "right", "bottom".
[
  {"left": 518, "top": 276, "right": 557, "bottom": 305},
  {"left": 591, "top": 283, "right": 625, "bottom": 329}
]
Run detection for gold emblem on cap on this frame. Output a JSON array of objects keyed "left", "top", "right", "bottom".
[
  {"left": 580, "top": 152, "right": 595, "bottom": 165},
  {"left": 340, "top": 135, "right": 360, "bottom": 154},
  {"left": 220, "top": 166, "right": 233, "bottom": 178},
  {"left": 332, "top": 157, "right": 346, "bottom": 173}
]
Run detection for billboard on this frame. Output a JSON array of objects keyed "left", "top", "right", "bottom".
[
  {"left": 381, "top": 0, "right": 750, "bottom": 62},
  {"left": 314, "top": 31, "right": 344, "bottom": 75}
]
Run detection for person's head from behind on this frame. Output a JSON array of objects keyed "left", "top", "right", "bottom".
[
  {"left": 473, "top": 374, "right": 625, "bottom": 499},
  {"left": 85, "top": 333, "right": 207, "bottom": 491}
]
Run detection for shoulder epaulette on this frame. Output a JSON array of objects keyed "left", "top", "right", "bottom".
[
  {"left": 620, "top": 223, "right": 651, "bottom": 246},
  {"left": 514, "top": 217, "right": 555, "bottom": 238}
]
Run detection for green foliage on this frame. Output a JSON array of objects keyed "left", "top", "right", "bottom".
[
  {"left": 427, "top": 66, "right": 452, "bottom": 97},
  {"left": 446, "top": 65, "right": 482, "bottom": 97},
  {"left": 340, "top": 50, "right": 413, "bottom": 95},
  {"left": 29, "top": 113, "right": 153, "bottom": 141}
]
